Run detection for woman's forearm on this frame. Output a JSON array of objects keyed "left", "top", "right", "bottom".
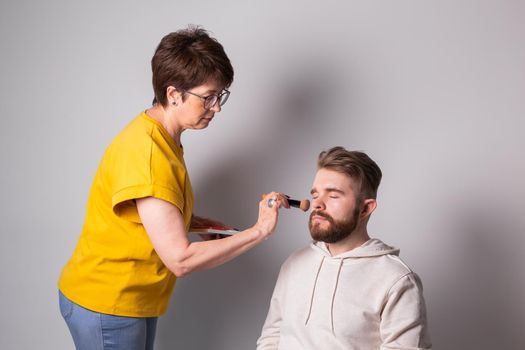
[
  {"left": 170, "top": 226, "right": 265, "bottom": 277},
  {"left": 137, "top": 193, "right": 284, "bottom": 277}
]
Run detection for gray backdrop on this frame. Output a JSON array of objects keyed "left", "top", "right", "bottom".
[{"left": 1, "top": 0, "right": 524, "bottom": 349}]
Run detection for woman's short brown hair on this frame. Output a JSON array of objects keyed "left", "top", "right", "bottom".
[
  {"left": 151, "top": 26, "right": 234, "bottom": 106},
  {"left": 318, "top": 146, "right": 382, "bottom": 201}
]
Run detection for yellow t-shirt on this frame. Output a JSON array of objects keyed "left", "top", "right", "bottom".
[{"left": 58, "top": 111, "right": 194, "bottom": 317}]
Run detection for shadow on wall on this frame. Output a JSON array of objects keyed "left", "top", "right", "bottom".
[
  {"left": 430, "top": 201, "right": 525, "bottom": 350},
  {"left": 156, "top": 58, "right": 347, "bottom": 349}
]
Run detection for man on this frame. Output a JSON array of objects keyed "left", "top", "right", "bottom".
[{"left": 257, "top": 147, "right": 431, "bottom": 349}]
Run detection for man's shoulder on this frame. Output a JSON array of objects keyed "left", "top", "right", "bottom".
[
  {"left": 362, "top": 253, "right": 419, "bottom": 287},
  {"left": 285, "top": 244, "right": 312, "bottom": 259},
  {"left": 281, "top": 243, "right": 318, "bottom": 267}
]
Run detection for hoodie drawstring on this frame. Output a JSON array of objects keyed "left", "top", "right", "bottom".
[
  {"left": 304, "top": 256, "right": 345, "bottom": 335},
  {"left": 305, "top": 256, "right": 325, "bottom": 325},
  {"left": 330, "top": 258, "right": 344, "bottom": 334}
]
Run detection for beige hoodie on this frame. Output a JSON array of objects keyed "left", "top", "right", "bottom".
[{"left": 257, "top": 239, "right": 431, "bottom": 349}]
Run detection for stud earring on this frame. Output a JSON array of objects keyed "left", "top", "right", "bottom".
[{"left": 172, "top": 101, "right": 177, "bottom": 106}]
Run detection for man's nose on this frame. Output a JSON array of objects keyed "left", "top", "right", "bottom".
[{"left": 312, "top": 197, "right": 325, "bottom": 210}]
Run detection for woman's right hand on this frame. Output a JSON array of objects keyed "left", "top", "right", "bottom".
[{"left": 253, "top": 191, "right": 289, "bottom": 239}]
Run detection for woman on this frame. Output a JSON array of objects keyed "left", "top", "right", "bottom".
[{"left": 58, "top": 26, "right": 288, "bottom": 350}]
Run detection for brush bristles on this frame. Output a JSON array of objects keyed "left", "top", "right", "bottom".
[{"left": 299, "top": 200, "right": 310, "bottom": 211}]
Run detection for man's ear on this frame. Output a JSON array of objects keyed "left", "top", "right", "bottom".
[{"left": 360, "top": 199, "right": 377, "bottom": 218}]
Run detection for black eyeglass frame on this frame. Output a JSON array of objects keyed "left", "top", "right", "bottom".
[{"left": 184, "top": 89, "right": 230, "bottom": 110}]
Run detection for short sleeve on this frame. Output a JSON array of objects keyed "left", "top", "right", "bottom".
[
  {"left": 108, "top": 125, "right": 188, "bottom": 223},
  {"left": 112, "top": 184, "right": 185, "bottom": 223}
]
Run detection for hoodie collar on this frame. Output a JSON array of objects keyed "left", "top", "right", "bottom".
[{"left": 310, "top": 238, "right": 400, "bottom": 259}]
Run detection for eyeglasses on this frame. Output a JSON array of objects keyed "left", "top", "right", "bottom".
[{"left": 184, "top": 89, "right": 230, "bottom": 110}]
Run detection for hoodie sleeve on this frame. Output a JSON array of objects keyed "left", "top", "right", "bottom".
[
  {"left": 380, "top": 272, "right": 432, "bottom": 350},
  {"left": 256, "top": 263, "right": 289, "bottom": 350}
]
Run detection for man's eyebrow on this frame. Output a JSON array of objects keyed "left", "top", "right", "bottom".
[
  {"left": 326, "top": 187, "right": 345, "bottom": 194},
  {"left": 310, "top": 187, "right": 345, "bottom": 195}
]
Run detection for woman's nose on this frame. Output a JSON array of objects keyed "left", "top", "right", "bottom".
[{"left": 210, "top": 100, "right": 221, "bottom": 113}]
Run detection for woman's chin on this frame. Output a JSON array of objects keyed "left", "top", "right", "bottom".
[{"left": 193, "top": 119, "right": 212, "bottom": 130}]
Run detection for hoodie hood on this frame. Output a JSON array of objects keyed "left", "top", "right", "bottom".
[
  {"left": 305, "top": 238, "right": 400, "bottom": 335},
  {"left": 311, "top": 238, "right": 400, "bottom": 259}
]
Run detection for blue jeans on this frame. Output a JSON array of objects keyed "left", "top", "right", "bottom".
[{"left": 59, "top": 291, "right": 158, "bottom": 350}]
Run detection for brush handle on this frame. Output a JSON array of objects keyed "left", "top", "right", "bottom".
[{"left": 288, "top": 199, "right": 302, "bottom": 208}]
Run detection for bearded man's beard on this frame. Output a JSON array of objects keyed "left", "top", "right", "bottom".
[{"left": 308, "top": 207, "right": 361, "bottom": 243}]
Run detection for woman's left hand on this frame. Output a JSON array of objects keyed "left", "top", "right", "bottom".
[{"left": 191, "top": 215, "right": 232, "bottom": 240}]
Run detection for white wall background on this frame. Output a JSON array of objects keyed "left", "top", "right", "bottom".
[{"left": 1, "top": 0, "right": 524, "bottom": 349}]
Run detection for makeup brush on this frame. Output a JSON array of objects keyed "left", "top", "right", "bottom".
[
  {"left": 287, "top": 198, "right": 311, "bottom": 211},
  {"left": 262, "top": 194, "right": 310, "bottom": 211}
]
